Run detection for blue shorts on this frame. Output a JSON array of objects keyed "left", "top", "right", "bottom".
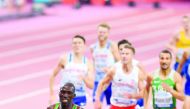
[
  {"left": 137, "top": 98, "right": 144, "bottom": 107},
  {"left": 174, "top": 62, "right": 186, "bottom": 76},
  {"left": 73, "top": 96, "right": 86, "bottom": 106},
  {"left": 183, "top": 58, "right": 190, "bottom": 96},
  {"left": 174, "top": 62, "right": 179, "bottom": 71},
  {"left": 92, "top": 81, "right": 112, "bottom": 105},
  {"left": 185, "top": 82, "right": 190, "bottom": 96}
]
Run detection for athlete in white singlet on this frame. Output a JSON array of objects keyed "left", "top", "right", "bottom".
[
  {"left": 95, "top": 39, "right": 144, "bottom": 109},
  {"left": 90, "top": 23, "right": 120, "bottom": 109},
  {"left": 49, "top": 35, "right": 94, "bottom": 107}
]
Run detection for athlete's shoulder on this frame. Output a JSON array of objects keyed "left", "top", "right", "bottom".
[
  {"left": 90, "top": 42, "right": 98, "bottom": 50},
  {"left": 114, "top": 61, "right": 121, "bottom": 67},
  {"left": 58, "top": 53, "right": 69, "bottom": 65},
  {"left": 132, "top": 59, "right": 139, "bottom": 66},
  {"left": 47, "top": 103, "right": 60, "bottom": 109},
  {"left": 152, "top": 69, "right": 160, "bottom": 78},
  {"left": 173, "top": 70, "right": 182, "bottom": 82},
  {"left": 77, "top": 106, "right": 84, "bottom": 109},
  {"left": 109, "top": 40, "right": 116, "bottom": 46},
  {"left": 73, "top": 104, "right": 84, "bottom": 109},
  {"left": 47, "top": 105, "right": 53, "bottom": 109},
  {"left": 86, "top": 58, "right": 92, "bottom": 64},
  {"left": 60, "top": 52, "right": 69, "bottom": 60},
  {"left": 172, "top": 27, "right": 183, "bottom": 39}
]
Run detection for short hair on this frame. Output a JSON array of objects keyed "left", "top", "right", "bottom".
[
  {"left": 159, "top": 49, "right": 172, "bottom": 59},
  {"left": 117, "top": 39, "right": 135, "bottom": 54},
  {"left": 117, "top": 39, "right": 132, "bottom": 47},
  {"left": 60, "top": 82, "right": 75, "bottom": 93},
  {"left": 73, "top": 35, "right": 86, "bottom": 44},
  {"left": 183, "top": 15, "right": 189, "bottom": 19},
  {"left": 98, "top": 23, "right": 111, "bottom": 30}
]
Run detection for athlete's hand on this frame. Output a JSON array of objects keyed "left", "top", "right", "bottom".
[
  {"left": 102, "top": 67, "right": 114, "bottom": 75},
  {"left": 146, "top": 74, "right": 153, "bottom": 90},
  {"left": 94, "top": 99, "right": 102, "bottom": 109},
  {"left": 102, "top": 67, "right": 109, "bottom": 73},
  {"left": 146, "top": 75, "right": 152, "bottom": 85},
  {"left": 78, "top": 74, "right": 85, "bottom": 81},
  {"left": 162, "top": 83, "right": 172, "bottom": 92},
  {"left": 125, "top": 93, "right": 135, "bottom": 99}
]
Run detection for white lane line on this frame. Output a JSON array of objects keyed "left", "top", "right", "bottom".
[
  {"left": 0, "top": 40, "right": 167, "bottom": 86},
  {"left": 0, "top": 53, "right": 161, "bottom": 106},
  {"left": 0, "top": 53, "right": 60, "bottom": 71},
  {"left": 0, "top": 9, "right": 138, "bottom": 38},
  {"left": 0, "top": 70, "right": 52, "bottom": 86},
  {"left": 0, "top": 28, "right": 170, "bottom": 71},
  {"left": 0, "top": 15, "right": 180, "bottom": 59},
  {"left": 0, "top": 85, "right": 59, "bottom": 106},
  {"left": 0, "top": 10, "right": 173, "bottom": 46}
]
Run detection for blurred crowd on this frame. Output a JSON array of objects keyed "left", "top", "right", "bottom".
[{"left": 0, "top": 0, "right": 162, "bottom": 22}]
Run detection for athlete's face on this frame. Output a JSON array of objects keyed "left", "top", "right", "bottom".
[
  {"left": 119, "top": 44, "right": 134, "bottom": 64},
  {"left": 97, "top": 26, "right": 109, "bottom": 42},
  {"left": 59, "top": 85, "right": 75, "bottom": 106},
  {"left": 182, "top": 17, "right": 190, "bottom": 30},
  {"left": 159, "top": 53, "right": 172, "bottom": 70},
  {"left": 72, "top": 38, "right": 85, "bottom": 54}
]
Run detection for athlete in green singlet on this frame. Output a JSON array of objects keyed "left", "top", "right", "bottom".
[{"left": 145, "top": 49, "right": 184, "bottom": 109}]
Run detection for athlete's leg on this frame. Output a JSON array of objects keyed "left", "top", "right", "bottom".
[
  {"left": 105, "top": 83, "right": 112, "bottom": 105},
  {"left": 183, "top": 96, "right": 190, "bottom": 109},
  {"left": 73, "top": 96, "right": 86, "bottom": 106},
  {"left": 93, "top": 81, "right": 105, "bottom": 109}
]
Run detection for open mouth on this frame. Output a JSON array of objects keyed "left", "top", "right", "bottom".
[
  {"left": 162, "top": 64, "right": 168, "bottom": 69},
  {"left": 61, "top": 99, "right": 69, "bottom": 103},
  {"left": 61, "top": 98, "right": 69, "bottom": 103},
  {"left": 62, "top": 99, "right": 68, "bottom": 103}
]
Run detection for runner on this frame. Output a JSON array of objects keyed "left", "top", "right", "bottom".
[
  {"left": 49, "top": 35, "right": 94, "bottom": 107},
  {"left": 145, "top": 49, "right": 184, "bottom": 109},
  {"left": 95, "top": 39, "right": 145, "bottom": 109}
]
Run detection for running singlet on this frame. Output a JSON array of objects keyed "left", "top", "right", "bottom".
[
  {"left": 48, "top": 103, "right": 83, "bottom": 109},
  {"left": 152, "top": 69, "right": 176, "bottom": 109},
  {"left": 91, "top": 41, "right": 115, "bottom": 82},
  {"left": 111, "top": 61, "right": 139, "bottom": 107},
  {"left": 60, "top": 53, "right": 88, "bottom": 97},
  {"left": 176, "top": 30, "right": 190, "bottom": 62}
]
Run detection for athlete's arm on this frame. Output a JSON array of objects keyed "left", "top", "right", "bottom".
[
  {"left": 144, "top": 74, "right": 153, "bottom": 109},
  {"left": 95, "top": 67, "right": 114, "bottom": 100},
  {"left": 89, "top": 45, "right": 94, "bottom": 60},
  {"left": 166, "top": 32, "right": 179, "bottom": 53},
  {"left": 131, "top": 70, "right": 145, "bottom": 99},
  {"left": 162, "top": 72, "right": 185, "bottom": 101},
  {"left": 83, "top": 59, "right": 94, "bottom": 89},
  {"left": 144, "top": 85, "right": 153, "bottom": 109},
  {"left": 111, "top": 42, "right": 120, "bottom": 62},
  {"left": 49, "top": 55, "right": 66, "bottom": 102},
  {"left": 177, "top": 51, "right": 188, "bottom": 74},
  {"left": 89, "top": 45, "right": 96, "bottom": 71},
  {"left": 47, "top": 105, "right": 54, "bottom": 109},
  {"left": 137, "top": 62, "right": 147, "bottom": 80},
  {"left": 94, "top": 67, "right": 114, "bottom": 109},
  {"left": 172, "top": 72, "right": 185, "bottom": 101}
]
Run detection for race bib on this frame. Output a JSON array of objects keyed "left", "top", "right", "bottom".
[
  {"left": 154, "top": 90, "right": 173, "bottom": 108},
  {"left": 113, "top": 97, "right": 136, "bottom": 106}
]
